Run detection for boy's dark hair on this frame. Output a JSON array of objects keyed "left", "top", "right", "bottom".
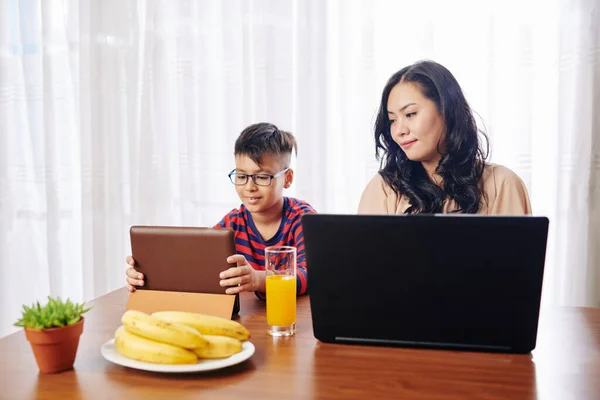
[{"left": 234, "top": 122, "right": 297, "bottom": 166}]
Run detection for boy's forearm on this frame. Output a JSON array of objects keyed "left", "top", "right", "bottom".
[{"left": 255, "top": 270, "right": 267, "bottom": 293}]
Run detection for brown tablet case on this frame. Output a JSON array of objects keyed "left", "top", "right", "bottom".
[{"left": 125, "top": 226, "right": 241, "bottom": 319}]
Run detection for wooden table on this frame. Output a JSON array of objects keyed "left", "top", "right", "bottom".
[{"left": 1, "top": 289, "right": 599, "bottom": 399}]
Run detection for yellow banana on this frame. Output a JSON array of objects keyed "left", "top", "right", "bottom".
[
  {"left": 121, "top": 310, "right": 208, "bottom": 349},
  {"left": 114, "top": 326, "right": 198, "bottom": 364},
  {"left": 152, "top": 311, "right": 251, "bottom": 341},
  {"left": 192, "top": 335, "right": 243, "bottom": 359}
]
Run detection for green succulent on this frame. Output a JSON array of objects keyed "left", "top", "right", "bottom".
[{"left": 14, "top": 296, "right": 92, "bottom": 331}]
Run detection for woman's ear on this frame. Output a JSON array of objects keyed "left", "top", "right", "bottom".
[{"left": 284, "top": 169, "right": 294, "bottom": 188}]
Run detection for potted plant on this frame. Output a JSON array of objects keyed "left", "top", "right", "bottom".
[{"left": 14, "top": 296, "right": 91, "bottom": 374}]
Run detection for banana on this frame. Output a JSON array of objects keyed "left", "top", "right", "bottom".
[
  {"left": 192, "top": 335, "right": 243, "bottom": 359},
  {"left": 114, "top": 326, "right": 198, "bottom": 364},
  {"left": 121, "top": 310, "right": 208, "bottom": 349},
  {"left": 152, "top": 311, "right": 251, "bottom": 341}
]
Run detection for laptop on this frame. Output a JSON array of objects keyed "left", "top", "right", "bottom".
[{"left": 301, "top": 214, "right": 549, "bottom": 354}]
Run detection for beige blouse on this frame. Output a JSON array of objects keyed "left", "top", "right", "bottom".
[{"left": 358, "top": 163, "right": 532, "bottom": 215}]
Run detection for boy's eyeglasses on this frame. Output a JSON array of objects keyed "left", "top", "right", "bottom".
[{"left": 228, "top": 168, "right": 289, "bottom": 187}]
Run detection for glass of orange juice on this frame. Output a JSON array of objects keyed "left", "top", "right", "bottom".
[{"left": 265, "top": 246, "right": 297, "bottom": 337}]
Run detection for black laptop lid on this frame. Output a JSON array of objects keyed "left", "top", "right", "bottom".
[{"left": 302, "top": 214, "right": 549, "bottom": 354}]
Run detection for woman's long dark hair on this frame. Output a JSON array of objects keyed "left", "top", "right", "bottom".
[{"left": 374, "top": 60, "right": 489, "bottom": 214}]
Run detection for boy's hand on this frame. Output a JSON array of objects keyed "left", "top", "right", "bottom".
[
  {"left": 219, "top": 255, "right": 266, "bottom": 294},
  {"left": 125, "top": 255, "right": 145, "bottom": 292}
]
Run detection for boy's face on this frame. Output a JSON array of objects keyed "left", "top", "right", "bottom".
[{"left": 232, "top": 153, "right": 293, "bottom": 214}]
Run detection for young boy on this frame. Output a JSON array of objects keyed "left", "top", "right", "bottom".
[{"left": 125, "top": 122, "right": 316, "bottom": 297}]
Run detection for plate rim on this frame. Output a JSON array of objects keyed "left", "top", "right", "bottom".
[{"left": 101, "top": 338, "right": 255, "bottom": 373}]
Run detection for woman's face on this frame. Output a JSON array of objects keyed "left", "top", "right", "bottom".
[{"left": 387, "top": 81, "right": 446, "bottom": 168}]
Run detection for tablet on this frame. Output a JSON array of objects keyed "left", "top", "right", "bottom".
[{"left": 129, "top": 225, "right": 240, "bottom": 315}]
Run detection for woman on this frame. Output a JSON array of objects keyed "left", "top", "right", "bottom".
[{"left": 359, "top": 60, "right": 531, "bottom": 215}]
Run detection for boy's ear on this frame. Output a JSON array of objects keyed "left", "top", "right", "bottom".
[{"left": 284, "top": 168, "right": 294, "bottom": 189}]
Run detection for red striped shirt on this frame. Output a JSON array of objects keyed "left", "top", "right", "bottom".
[{"left": 215, "top": 197, "right": 316, "bottom": 297}]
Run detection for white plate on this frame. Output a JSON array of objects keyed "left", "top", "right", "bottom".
[{"left": 101, "top": 339, "right": 255, "bottom": 373}]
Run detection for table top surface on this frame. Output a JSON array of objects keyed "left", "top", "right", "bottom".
[{"left": 2, "top": 288, "right": 600, "bottom": 400}]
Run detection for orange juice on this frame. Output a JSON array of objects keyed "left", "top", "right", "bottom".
[{"left": 266, "top": 275, "right": 296, "bottom": 326}]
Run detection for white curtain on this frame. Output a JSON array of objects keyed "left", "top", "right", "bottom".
[{"left": 1, "top": 0, "right": 598, "bottom": 338}]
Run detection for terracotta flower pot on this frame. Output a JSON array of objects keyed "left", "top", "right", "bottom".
[{"left": 24, "top": 317, "right": 85, "bottom": 374}]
